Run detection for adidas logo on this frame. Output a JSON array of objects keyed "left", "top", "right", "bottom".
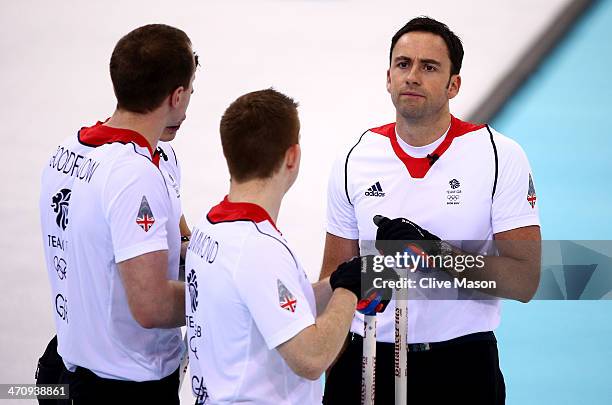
[{"left": 365, "top": 181, "right": 385, "bottom": 197}]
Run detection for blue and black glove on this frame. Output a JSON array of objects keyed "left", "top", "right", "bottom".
[{"left": 330, "top": 255, "right": 398, "bottom": 315}]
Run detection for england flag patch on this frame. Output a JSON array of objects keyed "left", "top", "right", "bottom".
[
  {"left": 278, "top": 279, "right": 297, "bottom": 313},
  {"left": 527, "top": 173, "right": 537, "bottom": 209},
  {"left": 136, "top": 196, "right": 156, "bottom": 232}
]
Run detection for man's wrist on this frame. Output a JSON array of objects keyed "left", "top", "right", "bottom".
[{"left": 334, "top": 287, "right": 358, "bottom": 303}]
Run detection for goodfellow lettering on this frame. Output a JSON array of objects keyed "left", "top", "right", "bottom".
[{"left": 49, "top": 146, "right": 100, "bottom": 183}]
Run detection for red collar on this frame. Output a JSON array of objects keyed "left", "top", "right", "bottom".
[
  {"left": 78, "top": 121, "right": 159, "bottom": 167},
  {"left": 207, "top": 196, "right": 280, "bottom": 232},
  {"left": 370, "top": 115, "right": 485, "bottom": 178}
]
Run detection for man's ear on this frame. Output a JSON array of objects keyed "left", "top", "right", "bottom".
[
  {"left": 170, "top": 86, "right": 185, "bottom": 108},
  {"left": 447, "top": 74, "right": 461, "bottom": 100},
  {"left": 285, "top": 144, "right": 301, "bottom": 171},
  {"left": 386, "top": 69, "right": 392, "bottom": 94}
]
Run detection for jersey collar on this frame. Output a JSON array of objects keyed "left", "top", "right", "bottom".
[
  {"left": 370, "top": 115, "right": 485, "bottom": 178},
  {"left": 207, "top": 196, "right": 280, "bottom": 233},
  {"left": 78, "top": 121, "right": 160, "bottom": 167}
]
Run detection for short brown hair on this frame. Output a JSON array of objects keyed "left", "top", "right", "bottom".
[
  {"left": 220, "top": 89, "right": 300, "bottom": 182},
  {"left": 110, "top": 24, "right": 198, "bottom": 113},
  {"left": 390, "top": 17, "right": 464, "bottom": 76}
]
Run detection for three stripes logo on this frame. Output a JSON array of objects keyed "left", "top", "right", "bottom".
[{"left": 365, "top": 181, "right": 385, "bottom": 197}]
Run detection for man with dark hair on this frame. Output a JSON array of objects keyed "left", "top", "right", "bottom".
[
  {"left": 321, "top": 16, "right": 541, "bottom": 404},
  {"left": 390, "top": 16, "right": 464, "bottom": 76},
  {"left": 38, "top": 24, "right": 198, "bottom": 404},
  {"left": 185, "top": 89, "right": 383, "bottom": 404}
]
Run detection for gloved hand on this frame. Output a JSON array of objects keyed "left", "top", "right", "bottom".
[
  {"left": 330, "top": 255, "right": 398, "bottom": 315},
  {"left": 374, "top": 215, "right": 445, "bottom": 257}
]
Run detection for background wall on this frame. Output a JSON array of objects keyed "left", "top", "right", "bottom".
[{"left": 2, "top": 1, "right": 609, "bottom": 404}]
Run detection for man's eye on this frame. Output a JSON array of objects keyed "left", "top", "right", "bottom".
[
  {"left": 424, "top": 64, "right": 436, "bottom": 72},
  {"left": 398, "top": 62, "right": 409, "bottom": 68}
]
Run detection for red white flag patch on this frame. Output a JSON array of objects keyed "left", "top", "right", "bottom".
[
  {"left": 278, "top": 279, "right": 297, "bottom": 313},
  {"left": 136, "top": 196, "right": 155, "bottom": 232},
  {"left": 527, "top": 173, "right": 537, "bottom": 209}
]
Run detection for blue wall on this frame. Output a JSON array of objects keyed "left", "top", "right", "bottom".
[{"left": 492, "top": 1, "right": 612, "bottom": 403}]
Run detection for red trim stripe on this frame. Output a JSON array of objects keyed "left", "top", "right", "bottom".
[
  {"left": 78, "top": 121, "right": 158, "bottom": 167},
  {"left": 207, "top": 196, "right": 280, "bottom": 232},
  {"left": 370, "top": 116, "right": 485, "bottom": 178}
]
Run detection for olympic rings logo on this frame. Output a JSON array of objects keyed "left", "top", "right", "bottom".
[{"left": 54, "top": 256, "right": 67, "bottom": 280}]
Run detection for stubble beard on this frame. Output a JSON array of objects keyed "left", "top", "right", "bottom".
[{"left": 394, "top": 94, "right": 447, "bottom": 124}]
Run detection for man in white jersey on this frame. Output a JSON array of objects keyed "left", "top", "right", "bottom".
[
  {"left": 37, "top": 24, "right": 198, "bottom": 404},
  {"left": 185, "top": 89, "right": 391, "bottom": 404},
  {"left": 35, "top": 138, "right": 191, "bottom": 405},
  {"left": 321, "top": 17, "right": 541, "bottom": 404}
]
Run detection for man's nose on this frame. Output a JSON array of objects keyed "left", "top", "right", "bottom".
[{"left": 405, "top": 64, "right": 421, "bottom": 85}]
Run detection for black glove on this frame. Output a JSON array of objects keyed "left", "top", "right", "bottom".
[
  {"left": 330, "top": 255, "right": 398, "bottom": 315},
  {"left": 373, "top": 215, "right": 444, "bottom": 257}
]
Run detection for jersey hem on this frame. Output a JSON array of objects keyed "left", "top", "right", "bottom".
[
  {"left": 265, "top": 315, "right": 315, "bottom": 350},
  {"left": 492, "top": 216, "right": 540, "bottom": 234},
  {"left": 114, "top": 240, "right": 169, "bottom": 263},
  {"left": 325, "top": 225, "right": 359, "bottom": 240}
]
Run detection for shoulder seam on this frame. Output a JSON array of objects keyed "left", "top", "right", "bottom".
[
  {"left": 205, "top": 216, "right": 299, "bottom": 270},
  {"left": 486, "top": 125, "right": 499, "bottom": 199},
  {"left": 167, "top": 144, "right": 178, "bottom": 166},
  {"left": 344, "top": 129, "right": 370, "bottom": 206},
  {"left": 252, "top": 222, "right": 299, "bottom": 269}
]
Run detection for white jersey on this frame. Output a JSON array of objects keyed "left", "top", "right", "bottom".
[
  {"left": 185, "top": 197, "right": 321, "bottom": 405},
  {"left": 157, "top": 141, "right": 183, "bottom": 206},
  {"left": 39, "top": 122, "right": 183, "bottom": 381},
  {"left": 327, "top": 115, "right": 540, "bottom": 343}
]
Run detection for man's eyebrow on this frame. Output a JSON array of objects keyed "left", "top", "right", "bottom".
[
  {"left": 420, "top": 58, "right": 441, "bottom": 66},
  {"left": 392, "top": 56, "right": 441, "bottom": 66},
  {"left": 393, "top": 55, "right": 411, "bottom": 63}
]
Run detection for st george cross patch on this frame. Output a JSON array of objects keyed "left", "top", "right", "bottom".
[
  {"left": 136, "top": 196, "right": 155, "bottom": 232},
  {"left": 527, "top": 173, "right": 537, "bottom": 209},
  {"left": 278, "top": 279, "right": 297, "bottom": 313}
]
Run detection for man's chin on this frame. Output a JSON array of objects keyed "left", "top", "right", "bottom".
[
  {"left": 160, "top": 127, "right": 179, "bottom": 142},
  {"left": 397, "top": 105, "right": 429, "bottom": 121}
]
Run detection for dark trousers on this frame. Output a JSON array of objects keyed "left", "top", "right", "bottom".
[
  {"left": 35, "top": 336, "right": 64, "bottom": 405},
  {"left": 324, "top": 332, "right": 506, "bottom": 405},
  {"left": 36, "top": 335, "right": 180, "bottom": 405}
]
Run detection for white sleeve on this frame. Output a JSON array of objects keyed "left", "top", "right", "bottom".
[
  {"left": 234, "top": 235, "right": 315, "bottom": 349},
  {"left": 491, "top": 133, "right": 541, "bottom": 234},
  {"left": 326, "top": 153, "right": 359, "bottom": 239},
  {"left": 104, "top": 160, "right": 170, "bottom": 263}
]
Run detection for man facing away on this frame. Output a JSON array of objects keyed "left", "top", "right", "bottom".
[
  {"left": 185, "top": 89, "right": 383, "bottom": 404},
  {"left": 321, "top": 17, "right": 541, "bottom": 404},
  {"left": 38, "top": 24, "right": 198, "bottom": 404}
]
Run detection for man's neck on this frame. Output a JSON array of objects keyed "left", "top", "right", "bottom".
[
  {"left": 228, "top": 179, "right": 285, "bottom": 224},
  {"left": 104, "top": 109, "right": 165, "bottom": 152},
  {"left": 396, "top": 110, "right": 452, "bottom": 147}
]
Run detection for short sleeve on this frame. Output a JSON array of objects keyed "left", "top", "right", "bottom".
[
  {"left": 491, "top": 133, "right": 541, "bottom": 234},
  {"left": 234, "top": 234, "right": 315, "bottom": 349},
  {"left": 326, "top": 152, "right": 359, "bottom": 239},
  {"left": 104, "top": 159, "right": 170, "bottom": 262}
]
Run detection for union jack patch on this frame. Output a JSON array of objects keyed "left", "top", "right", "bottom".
[
  {"left": 278, "top": 279, "right": 297, "bottom": 313},
  {"left": 136, "top": 196, "right": 155, "bottom": 232},
  {"left": 527, "top": 174, "right": 537, "bottom": 209}
]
